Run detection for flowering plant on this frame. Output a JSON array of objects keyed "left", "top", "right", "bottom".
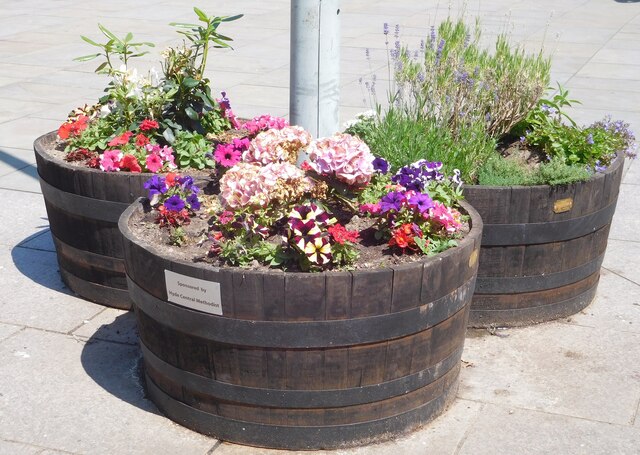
[
  {"left": 56, "top": 7, "right": 245, "bottom": 175},
  {"left": 143, "top": 119, "right": 468, "bottom": 271},
  {"left": 144, "top": 173, "right": 201, "bottom": 245}
]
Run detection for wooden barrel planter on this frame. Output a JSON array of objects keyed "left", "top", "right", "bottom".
[
  {"left": 463, "top": 153, "right": 624, "bottom": 327},
  {"left": 119, "top": 199, "right": 482, "bottom": 450},
  {"left": 34, "top": 132, "right": 201, "bottom": 309}
]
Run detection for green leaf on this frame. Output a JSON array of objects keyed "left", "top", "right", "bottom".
[
  {"left": 182, "top": 77, "right": 200, "bottom": 88},
  {"left": 169, "top": 22, "right": 198, "bottom": 28},
  {"left": 80, "top": 35, "right": 101, "bottom": 47},
  {"left": 162, "top": 128, "right": 176, "bottom": 144},
  {"left": 221, "top": 14, "right": 243, "bottom": 22},
  {"left": 98, "top": 24, "right": 119, "bottom": 42},
  {"left": 124, "top": 32, "right": 133, "bottom": 43},
  {"left": 185, "top": 106, "right": 199, "bottom": 120},
  {"left": 73, "top": 53, "right": 101, "bottom": 62},
  {"left": 94, "top": 61, "right": 108, "bottom": 73},
  {"left": 194, "top": 7, "right": 209, "bottom": 22}
]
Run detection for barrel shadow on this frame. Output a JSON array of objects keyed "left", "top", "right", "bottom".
[
  {"left": 79, "top": 312, "right": 158, "bottom": 414},
  {"left": 11, "top": 228, "right": 74, "bottom": 295}
]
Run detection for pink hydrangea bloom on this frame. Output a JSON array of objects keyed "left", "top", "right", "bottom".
[
  {"left": 243, "top": 126, "right": 311, "bottom": 165},
  {"left": 428, "top": 202, "right": 463, "bottom": 233},
  {"left": 307, "top": 133, "right": 375, "bottom": 186},
  {"left": 99, "top": 150, "right": 123, "bottom": 172},
  {"left": 219, "top": 161, "right": 306, "bottom": 209},
  {"left": 241, "top": 114, "right": 289, "bottom": 136}
]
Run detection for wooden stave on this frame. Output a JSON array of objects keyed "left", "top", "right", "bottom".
[
  {"left": 463, "top": 152, "right": 624, "bottom": 327},
  {"left": 119, "top": 198, "right": 483, "bottom": 449}
]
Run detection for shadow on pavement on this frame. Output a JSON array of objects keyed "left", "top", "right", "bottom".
[
  {"left": 80, "top": 312, "right": 159, "bottom": 414},
  {"left": 11, "top": 228, "right": 76, "bottom": 297},
  {"left": 0, "top": 149, "right": 38, "bottom": 179}
]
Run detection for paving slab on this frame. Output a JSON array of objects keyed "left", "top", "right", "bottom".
[
  {"left": 0, "top": 328, "right": 215, "bottom": 455},
  {"left": 0, "top": 248, "right": 102, "bottom": 333},
  {"left": 213, "top": 398, "right": 484, "bottom": 455},
  {"left": 0, "top": 439, "right": 43, "bottom": 455},
  {"left": 72, "top": 309, "right": 138, "bottom": 346},
  {"left": 457, "top": 402, "right": 640, "bottom": 455},
  {"left": 603, "top": 239, "right": 640, "bottom": 286},
  {"left": 459, "top": 323, "right": 640, "bottom": 426},
  {"left": 0, "top": 164, "right": 42, "bottom": 194},
  {"left": 567, "top": 267, "right": 640, "bottom": 334},
  {"left": 17, "top": 229, "right": 56, "bottom": 253},
  {"left": 0, "top": 322, "right": 23, "bottom": 343},
  {"left": 0, "top": 189, "right": 49, "bottom": 248},
  {"left": 0, "top": 117, "right": 60, "bottom": 150},
  {"left": 608, "top": 184, "right": 640, "bottom": 242}
]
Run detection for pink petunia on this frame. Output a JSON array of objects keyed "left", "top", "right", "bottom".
[
  {"left": 99, "top": 150, "right": 123, "bottom": 172},
  {"left": 146, "top": 153, "right": 163, "bottom": 173},
  {"left": 214, "top": 144, "right": 242, "bottom": 167}
]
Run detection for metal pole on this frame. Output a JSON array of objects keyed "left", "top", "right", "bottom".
[{"left": 290, "top": 0, "right": 341, "bottom": 138}]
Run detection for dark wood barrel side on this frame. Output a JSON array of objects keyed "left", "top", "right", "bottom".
[
  {"left": 464, "top": 153, "right": 624, "bottom": 327},
  {"left": 34, "top": 132, "right": 156, "bottom": 309},
  {"left": 119, "top": 199, "right": 483, "bottom": 450}
]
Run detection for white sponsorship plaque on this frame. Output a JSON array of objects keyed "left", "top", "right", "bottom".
[{"left": 164, "top": 270, "right": 222, "bottom": 315}]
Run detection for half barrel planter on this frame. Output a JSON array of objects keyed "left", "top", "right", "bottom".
[
  {"left": 119, "top": 199, "right": 483, "bottom": 450},
  {"left": 463, "top": 152, "right": 624, "bottom": 327},
  {"left": 34, "top": 132, "right": 195, "bottom": 309}
]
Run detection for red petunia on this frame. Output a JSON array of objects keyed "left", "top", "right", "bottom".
[
  {"left": 328, "top": 224, "right": 359, "bottom": 245},
  {"left": 389, "top": 223, "right": 421, "bottom": 251},
  {"left": 135, "top": 133, "right": 150, "bottom": 147},
  {"left": 108, "top": 131, "right": 133, "bottom": 147},
  {"left": 165, "top": 172, "right": 178, "bottom": 187},
  {"left": 139, "top": 119, "right": 159, "bottom": 131},
  {"left": 57, "top": 115, "right": 89, "bottom": 140},
  {"left": 120, "top": 154, "right": 142, "bottom": 173}
]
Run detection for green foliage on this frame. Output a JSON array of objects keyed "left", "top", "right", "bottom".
[
  {"left": 172, "top": 130, "right": 214, "bottom": 169},
  {"left": 65, "top": 116, "right": 116, "bottom": 152},
  {"left": 170, "top": 7, "right": 243, "bottom": 78},
  {"left": 219, "top": 239, "right": 288, "bottom": 267},
  {"left": 74, "top": 24, "right": 154, "bottom": 74},
  {"left": 515, "top": 86, "right": 626, "bottom": 167},
  {"left": 331, "top": 242, "right": 360, "bottom": 268},
  {"left": 425, "top": 179, "right": 465, "bottom": 207},
  {"left": 169, "top": 227, "right": 186, "bottom": 246},
  {"left": 415, "top": 237, "right": 458, "bottom": 256},
  {"left": 201, "top": 108, "right": 232, "bottom": 135},
  {"left": 478, "top": 154, "right": 591, "bottom": 186},
  {"left": 357, "top": 173, "right": 393, "bottom": 205},
  {"left": 395, "top": 17, "right": 550, "bottom": 138},
  {"left": 355, "top": 109, "right": 496, "bottom": 182}
]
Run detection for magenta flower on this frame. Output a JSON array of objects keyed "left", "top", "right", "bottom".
[
  {"left": 214, "top": 144, "right": 242, "bottom": 167},
  {"left": 99, "top": 150, "right": 123, "bottom": 172},
  {"left": 146, "top": 153, "right": 163, "bottom": 173},
  {"left": 408, "top": 192, "right": 434, "bottom": 214}
]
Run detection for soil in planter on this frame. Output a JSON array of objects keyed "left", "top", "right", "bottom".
[{"left": 127, "top": 200, "right": 470, "bottom": 272}]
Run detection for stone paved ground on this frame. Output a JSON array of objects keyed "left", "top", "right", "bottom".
[{"left": 1, "top": 0, "right": 639, "bottom": 454}]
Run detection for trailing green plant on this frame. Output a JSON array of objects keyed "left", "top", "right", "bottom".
[{"left": 478, "top": 154, "right": 591, "bottom": 186}]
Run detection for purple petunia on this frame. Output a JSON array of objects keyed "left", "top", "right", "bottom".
[
  {"left": 372, "top": 157, "right": 390, "bottom": 174},
  {"left": 186, "top": 193, "right": 201, "bottom": 211},
  {"left": 164, "top": 195, "right": 186, "bottom": 212},
  {"left": 408, "top": 192, "right": 434, "bottom": 214},
  {"left": 144, "top": 175, "right": 167, "bottom": 198},
  {"left": 380, "top": 191, "right": 405, "bottom": 213}
]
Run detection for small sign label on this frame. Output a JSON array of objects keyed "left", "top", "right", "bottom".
[
  {"left": 469, "top": 249, "right": 479, "bottom": 268},
  {"left": 164, "top": 270, "right": 222, "bottom": 315},
  {"left": 553, "top": 198, "right": 573, "bottom": 214}
]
